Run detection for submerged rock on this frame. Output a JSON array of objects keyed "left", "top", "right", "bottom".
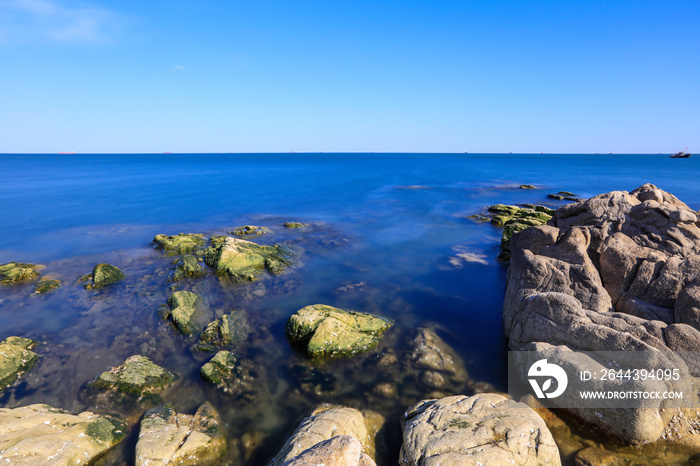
[
  {"left": 0, "top": 337, "right": 38, "bottom": 391},
  {"left": 135, "top": 402, "right": 226, "bottom": 466},
  {"left": 0, "top": 262, "right": 44, "bottom": 284},
  {"left": 200, "top": 351, "right": 259, "bottom": 399},
  {"left": 284, "top": 221, "right": 308, "bottom": 229},
  {"left": 192, "top": 312, "right": 249, "bottom": 352},
  {"left": 153, "top": 233, "right": 207, "bottom": 255},
  {"left": 83, "top": 355, "right": 176, "bottom": 407},
  {"left": 269, "top": 405, "right": 382, "bottom": 466},
  {"left": 229, "top": 225, "right": 272, "bottom": 237},
  {"left": 32, "top": 279, "right": 61, "bottom": 294},
  {"left": 160, "top": 291, "right": 211, "bottom": 336},
  {"left": 547, "top": 191, "right": 582, "bottom": 201},
  {"left": 169, "top": 254, "right": 207, "bottom": 282},
  {"left": 520, "top": 184, "right": 537, "bottom": 189},
  {"left": 83, "top": 263, "right": 125, "bottom": 289},
  {"left": 409, "top": 328, "right": 469, "bottom": 390},
  {"left": 0, "top": 404, "right": 126, "bottom": 465},
  {"left": 203, "top": 236, "right": 292, "bottom": 282},
  {"left": 400, "top": 394, "right": 560, "bottom": 465},
  {"left": 285, "top": 304, "right": 393, "bottom": 358}
]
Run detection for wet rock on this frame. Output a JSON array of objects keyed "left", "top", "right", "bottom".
[
  {"left": 0, "top": 337, "right": 38, "bottom": 391},
  {"left": 269, "top": 405, "right": 382, "bottom": 466},
  {"left": 135, "top": 402, "right": 226, "bottom": 466},
  {"left": 0, "top": 404, "right": 126, "bottom": 465},
  {"left": 169, "top": 254, "right": 207, "bottom": 282},
  {"left": 84, "top": 263, "right": 125, "bottom": 289},
  {"left": 83, "top": 355, "right": 176, "bottom": 407},
  {"left": 574, "top": 447, "right": 625, "bottom": 466},
  {"left": 203, "top": 236, "right": 292, "bottom": 282},
  {"left": 409, "top": 328, "right": 469, "bottom": 390},
  {"left": 400, "top": 394, "right": 560, "bottom": 465},
  {"left": 160, "top": 291, "right": 211, "bottom": 336},
  {"left": 520, "top": 184, "right": 536, "bottom": 189},
  {"left": 548, "top": 191, "right": 582, "bottom": 201},
  {"left": 284, "top": 221, "right": 308, "bottom": 229},
  {"left": 200, "top": 351, "right": 259, "bottom": 399},
  {"left": 477, "top": 204, "right": 554, "bottom": 261},
  {"left": 290, "top": 362, "right": 339, "bottom": 398},
  {"left": 153, "top": 233, "right": 207, "bottom": 255},
  {"left": 285, "top": 304, "right": 393, "bottom": 358},
  {"left": 229, "top": 225, "right": 272, "bottom": 237},
  {"left": 0, "top": 262, "right": 44, "bottom": 284},
  {"left": 192, "top": 312, "right": 250, "bottom": 352},
  {"left": 32, "top": 279, "right": 61, "bottom": 294}
]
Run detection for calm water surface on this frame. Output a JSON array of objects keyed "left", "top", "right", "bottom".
[{"left": 1, "top": 153, "right": 699, "bottom": 464}]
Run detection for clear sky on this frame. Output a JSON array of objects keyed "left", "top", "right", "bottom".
[{"left": 1, "top": 0, "right": 698, "bottom": 153}]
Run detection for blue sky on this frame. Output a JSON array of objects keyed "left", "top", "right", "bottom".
[{"left": 1, "top": 0, "right": 698, "bottom": 153}]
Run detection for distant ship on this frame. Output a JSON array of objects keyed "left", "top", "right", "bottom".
[
  {"left": 670, "top": 150, "right": 691, "bottom": 158},
  {"left": 59, "top": 151, "right": 76, "bottom": 154}
]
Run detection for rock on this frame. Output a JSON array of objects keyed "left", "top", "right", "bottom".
[
  {"left": 0, "top": 337, "right": 38, "bottom": 391},
  {"left": 0, "top": 404, "right": 126, "bottom": 465},
  {"left": 285, "top": 304, "right": 393, "bottom": 358},
  {"left": 32, "top": 279, "right": 61, "bottom": 294},
  {"left": 548, "top": 191, "right": 582, "bottom": 201},
  {"left": 229, "top": 225, "right": 272, "bottom": 237},
  {"left": 84, "top": 263, "right": 124, "bottom": 289},
  {"left": 476, "top": 205, "right": 554, "bottom": 261},
  {"left": 290, "top": 362, "right": 339, "bottom": 398},
  {"left": 83, "top": 355, "right": 176, "bottom": 407},
  {"left": 284, "top": 222, "right": 308, "bottom": 229},
  {"left": 153, "top": 233, "right": 207, "bottom": 254},
  {"left": 488, "top": 204, "right": 521, "bottom": 216},
  {"left": 192, "top": 312, "right": 250, "bottom": 352},
  {"left": 520, "top": 184, "right": 536, "bottom": 189},
  {"left": 200, "top": 351, "right": 259, "bottom": 399},
  {"left": 269, "top": 406, "right": 382, "bottom": 466},
  {"left": 203, "top": 236, "right": 292, "bottom": 282},
  {"left": 0, "top": 262, "right": 44, "bottom": 284},
  {"left": 135, "top": 402, "right": 226, "bottom": 466},
  {"left": 409, "top": 328, "right": 468, "bottom": 390},
  {"left": 676, "top": 280, "right": 700, "bottom": 329},
  {"left": 169, "top": 254, "right": 207, "bottom": 282},
  {"left": 160, "top": 291, "right": 211, "bottom": 336},
  {"left": 664, "top": 323, "right": 700, "bottom": 375},
  {"left": 400, "top": 394, "right": 560, "bottom": 465},
  {"left": 574, "top": 447, "right": 625, "bottom": 466}
]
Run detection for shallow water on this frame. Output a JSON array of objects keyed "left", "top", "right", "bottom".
[{"left": 1, "top": 153, "right": 700, "bottom": 464}]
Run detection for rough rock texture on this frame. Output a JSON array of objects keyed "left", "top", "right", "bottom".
[
  {"left": 169, "top": 255, "right": 207, "bottom": 282},
  {"left": 229, "top": 225, "right": 272, "bottom": 237},
  {"left": 135, "top": 402, "right": 226, "bottom": 466},
  {"left": 204, "top": 236, "right": 291, "bottom": 282},
  {"left": 285, "top": 304, "right": 393, "bottom": 358},
  {"left": 160, "top": 291, "right": 211, "bottom": 336},
  {"left": 153, "top": 233, "right": 207, "bottom": 255},
  {"left": 269, "top": 406, "right": 383, "bottom": 466},
  {"left": 0, "top": 337, "right": 38, "bottom": 391},
  {"left": 284, "top": 222, "right": 308, "bottom": 229},
  {"left": 193, "top": 312, "right": 249, "bottom": 352},
  {"left": 83, "top": 355, "right": 175, "bottom": 408},
  {"left": 84, "top": 263, "right": 125, "bottom": 289},
  {"left": 0, "top": 404, "right": 126, "bottom": 465},
  {"left": 409, "top": 328, "right": 469, "bottom": 390},
  {"left": 505, "top": 183, "right": 700, "bottom": 446},
  {"left": 0, "top": 262, "right": 44, "bottom": 284},
  {"left": 400, "top": 394, "right": 560, "bottom": 465},
  {"left": 32, "top": 279, "right": 61, "bottom": 294},
  {"left": 200, "top": 351, "right": 259, "bottom": 399}
]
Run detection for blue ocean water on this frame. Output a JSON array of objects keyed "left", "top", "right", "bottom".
[{"left": 1, "top": 153, "right": 699, "bottom": 464}]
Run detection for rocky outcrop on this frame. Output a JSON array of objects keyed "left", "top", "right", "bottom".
[
  {"left": 505, "top": 183, "right": 700, "bottom": 445},
  {"left": 83, "top": 263, "right": 125, "bottom": 289},
  {"left": 153, "top": 233, "right": 207, "bottom": 255},
  {"left": 285, "top": 304, "right": 393, "bottom": 358},
  {"left": 269, "top": 406, "right": 382, "bottom": 466},
  {"left": 159, "top": 291, "right": 211, "bottom": 336},
  {"left": 0, "top": 337, "right": 38, "bottom": 391},
  {"left": 409, "top": 328, "right": 468, "bottom": 391},
  {"left": 193, "top": 312, "right": 249, "bottom": 352},
  {"left": 0, "top": 262, "right": 44, "bottom": 284},
  {"left": 203, "top": 236, "right": 291, "bottom": 282},
  {"left": 400, "top": 394, "right": 560, "bottom": 465},
  {"left": 0, "top": 404, "right": 126, "bottom": 465},
  {"left": 135, "top": 402, "right": 226, "bottom": 466},
  {"left": 230, "top": 225, "right": 272, "bottom": 237},
  {"left": 32, "top": 279, "right": 61, "bottom": 294}
]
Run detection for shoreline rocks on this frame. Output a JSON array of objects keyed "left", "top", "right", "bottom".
[{"left": 0, "top": 337, "right": 38, "bottom": 391}]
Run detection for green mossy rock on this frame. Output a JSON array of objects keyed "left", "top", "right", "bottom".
[
  {"left": 466, "top": 214, "right": 490, "bottom": 222},
  {"left": 477, "top": 204, "right": 554, "bottom": 262},
  {"left": 85, "top": 263, "right": 124, "bottom": 289},
  {"left": 86, "top": 355, "right": 175, "bottom": 405},
  {"left": 519, "top": 184, "right": 537, "bottom": 189},
  {"left": 161, "top": 291, "right": 210, "bottom": 336},
  {"left": 285, "top": 304, "right": 393, "bottom": 358},
  {"left": 170, "top": 254, "right": 207, "bottom": 282},
  {"left": 487, "top": 204, "right": 520, "bottom": 216},
  {"left": 547, "top": 191, "right": 581, "bottom": 201},
  {"left": 153, "top": 233, "right": 207, "bottom": 255},
  {"left": 200, "top": 351, "right": 259, "bottom": 398},
  {"left": 284, "top": 222, "right": 308, "bottom": 229},
  {"left": 33, "top": 279, "right": 61, "bottom": 294},
  {"left": 0, "top": 337, "right": 39, "bottom": 391},
  {"left": 203, "top": 236, "right": 292, "bottom": 282},
  {"left": 193, "top": 312, "right": 250, "bottom": 352},
  {"left": 0, "top": 262, "right": 44, "bottom": 284},
  {"left": 229, "top": 225, "right": 272, "bottom": 237}
]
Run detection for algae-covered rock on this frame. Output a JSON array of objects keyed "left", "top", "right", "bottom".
[
  {"left": 203, "top": 236, "right": 292, "bottom": 282},
  {"left": 285, "top": 304, "right": 393, "bottom": 358},
  {"left": 153, "top": 233, "right": 207, "bottom": 254},
  {"left": 135, "top": 402, "right": 226, "bottom": 466},
  {"left": 84, "top": 355, "right": 175, "bottom": 407},
  {"left": 84, "top": 263, "right": 125, "bottom": 289},
  {"left": 169, "top": 254, "right": 207, "bottom": 282},
  {"left": 200, "top": 351, "right": 259, "bottom": 398},
  {"left": 475, "top": 204, "right": 554, "bottom": 261},
  {"left": 0, "top": 337, "right": 38, "bottom": 391},
  {"left": 547, "top": 191, "right": 582, "bottom": 201},
  {"left": 284, "top": 221, "right": 308, "bottom": 229},
  {"left": 520, "top": 184, "right": 537, "bottom": 189},
  {"left": 0, "top": 262, "right": 44, "bottom": 284},
  {"left": 32, "top": 279, "right": 61, "bottom": 294},
  {"left": 0, "top": 404, "right": 126, "bottom": 465},
  {"left": 193, "top": 312, "right": 250, "bottom": 352},
  {"left": 160, "top": 291, "right": 211, "bottom": 336},
  {"left": 229, "top": 225, "right": 272, "bottom": 237}
]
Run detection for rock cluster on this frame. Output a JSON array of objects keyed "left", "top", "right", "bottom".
[{"left": 0, "top": 262, "right": 44, "bottom": 284}]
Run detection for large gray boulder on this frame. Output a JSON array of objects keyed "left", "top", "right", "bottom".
[{"left": 400, "top": 394, "right": 560, "bottom": 465}]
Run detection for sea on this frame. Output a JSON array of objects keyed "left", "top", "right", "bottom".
[{"left": 1, "top": 153, "right": 699, "bottom": 465}]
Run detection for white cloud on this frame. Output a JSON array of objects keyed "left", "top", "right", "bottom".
[
  {"left": 169, "top": 65, "right": 186, "bottom": 72},
  {"left": 0, "top": 0, "right": 125, "bottom": 45}
]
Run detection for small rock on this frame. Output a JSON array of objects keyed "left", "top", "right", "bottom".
[
  {"left": 85, "top": 263, "right": 124, "bottom": 289},
  {"left": 229, "top": 225, "right": 272, "bottom": 237},
  {"left": 0, "top": 262, "right": 44, "bottom": 284},
  {"left": 520, "top": 184, "right": 537, "bottom": 189},
  {"left": 153, "top": 233, "right": 207, "bottom": 254},
  {"left": 200, "top": 351, "right": 259, "bottom": 399},
  {"left": 169, "top": 255, "right": 207, "bottom": 282},
  {"left": 284, "top": 222, "right": 308, "bottom": 229},
  {"left": 0, "top": 336, "right": 39, "bottom": 391},
  {"left": 32, "top": 279, "right": 61, "bottom": 294},
  {"left": 192, "top": 312, "right": 250, "bottom": 351},
  {"left": 160, "top": 291, "right": 211, "bottom": 336}
]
